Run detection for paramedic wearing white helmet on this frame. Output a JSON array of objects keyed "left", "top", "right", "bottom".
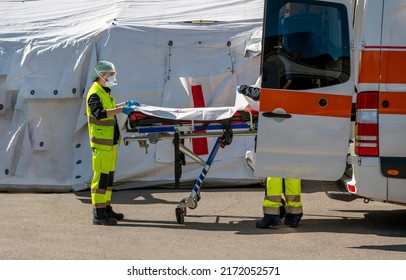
[{"left": 86, "top": 60, "right": 139, "bottom": 226}]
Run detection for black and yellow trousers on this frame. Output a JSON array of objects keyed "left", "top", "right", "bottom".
[
  {"left": 91, "top": 145, "right": 117, "bottom": 213},
  {"left": 262, "top": 177, "right": 303, "bottom": 215}
]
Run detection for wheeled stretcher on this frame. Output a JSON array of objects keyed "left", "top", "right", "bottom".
[{"left": 123, "top": 104, "right": 258, "bottom": 224}]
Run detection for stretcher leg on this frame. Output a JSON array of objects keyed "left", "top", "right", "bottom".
[
  {"left": 174, "top": 131, "right": 181, "bottom": 188},
  {"left": 175, "top": 136, "right": 222, "bottom": 224},
  {"left": 173, "top": 131, "right": 187, "bottom": 189}
]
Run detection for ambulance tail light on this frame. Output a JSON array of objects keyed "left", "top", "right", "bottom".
[
  {"left": 355, "top": 91, "right": 379, "bottom": 157},
  {"left": 347, "top": 183, "right": 357, "bottom": 193}
]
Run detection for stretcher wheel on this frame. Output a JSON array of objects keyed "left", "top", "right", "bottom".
[{"left": 176, "top": 207, "right": 186, "bottom": 224}]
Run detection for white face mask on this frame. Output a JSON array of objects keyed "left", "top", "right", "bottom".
[{"left": 104, "top": 75, "right": 117, "bottom": 87}]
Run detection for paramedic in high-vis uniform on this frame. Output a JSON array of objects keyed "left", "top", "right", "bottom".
[
  {"left": 237, "top": 85, "right": 303, "bottom": 228},
  {"left": 256, "top": 178, "right": 303, "bottom": 228},
  {"left": 86, "top": 60, "right": 139, "bottom": 226}
]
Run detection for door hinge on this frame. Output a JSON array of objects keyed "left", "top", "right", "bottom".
[{"left": 351, "top": 41, "right": 365, "bottom": 51}]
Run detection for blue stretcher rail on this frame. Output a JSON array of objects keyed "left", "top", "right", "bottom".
[{"left": 136, "top": 122, "right": 257, "bottom": 134}]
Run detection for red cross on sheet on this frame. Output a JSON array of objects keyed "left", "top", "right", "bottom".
[{"left": 191, "top": 85, "right": 209, "bottom": 155}]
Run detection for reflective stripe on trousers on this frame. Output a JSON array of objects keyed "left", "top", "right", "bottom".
[
  {"left": 262, "top": 177, "right": 303, "bottom": 215},
  {"left": 91, "top": 145, "right": 117, "bottom": 207}
]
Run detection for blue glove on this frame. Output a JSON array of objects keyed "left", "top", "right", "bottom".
[
  {"left": 236, "top": 85, "right": 242, "bottom": 93},
  {"left": 128, "top": 100, "right": 140, "bottom": 107},
  {"left": 122, "top": 105, "right": 134, "bottom": 115}
]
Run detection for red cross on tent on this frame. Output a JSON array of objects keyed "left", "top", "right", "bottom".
[{"left": 191, "top": 84, "right": 209, "bottom": 155}]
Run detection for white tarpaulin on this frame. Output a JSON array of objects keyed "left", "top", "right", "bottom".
[{"left": 0, "top": 0, "right": 263, "bottom": 192}]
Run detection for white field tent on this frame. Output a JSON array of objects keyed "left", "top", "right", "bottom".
[{"left": 0, "top": 0, "right": 264, "bottom": 192}]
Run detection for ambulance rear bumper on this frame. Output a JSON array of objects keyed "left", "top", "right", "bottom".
[{"left": 323, "top": 167, "right": 359, "bottom": 202}]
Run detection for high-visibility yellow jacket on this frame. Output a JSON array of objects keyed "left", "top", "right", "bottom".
[{"left": 86, "top": 82, "right": 118, "bottom": 151}]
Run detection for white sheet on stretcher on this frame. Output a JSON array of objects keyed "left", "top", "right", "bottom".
[{"left": 130, "top": 91, "right": 258, "bottom": 121}]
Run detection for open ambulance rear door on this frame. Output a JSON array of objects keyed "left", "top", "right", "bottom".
[{"left": 255, "top": 0, "right": 354, "bottom": 180}]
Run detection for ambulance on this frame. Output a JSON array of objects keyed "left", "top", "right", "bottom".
[{"left": 253, "top": 0, "right": 406, "bottom": 206}]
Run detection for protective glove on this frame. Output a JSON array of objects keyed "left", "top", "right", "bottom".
[
  {"left": 122, "top": 105, "right": 134, "bottom": 115},
  {"left": 127, "top": 100, "right": 140, "bottom": 107}
]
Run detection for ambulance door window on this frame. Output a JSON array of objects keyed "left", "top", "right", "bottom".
[{"left": 262, "top": 0, "right": 350, "bottom": 90}]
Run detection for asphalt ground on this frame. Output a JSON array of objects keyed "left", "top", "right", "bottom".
[{"left": 1, "top": 180, "right": 406, "bottom": 260}]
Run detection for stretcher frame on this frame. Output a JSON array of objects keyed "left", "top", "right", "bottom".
[{"left": 123, "top": 109, "right": 258, "bottom": 224}]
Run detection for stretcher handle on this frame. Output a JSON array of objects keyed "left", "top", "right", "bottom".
[{"left": 262, "top": 112, "right": 292, "bottom": 119}]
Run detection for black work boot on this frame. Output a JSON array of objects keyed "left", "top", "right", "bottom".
[
  {"left": 93, "top": 208, "right": 117, "bottom": 226},
  {"left": 106, "top": 205, "right": 124, "bottom": 220},
  {"left": 256, "top": 214, "right": 281, "bottom": 229},
  {"left": 284, "top": 213, "right": 303, "bottom": 228}
]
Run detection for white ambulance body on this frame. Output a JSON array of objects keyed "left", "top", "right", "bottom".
[{"left": 254, "top": 0, "right": 406, "bottom": 206}]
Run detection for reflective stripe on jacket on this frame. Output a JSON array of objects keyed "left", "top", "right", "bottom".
[{"left": 86, "top": 82, "right": 117, "bottom": 150}]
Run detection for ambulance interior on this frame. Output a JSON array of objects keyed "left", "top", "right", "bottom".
[{"left": 262, "top": 2, "right": 350, "bottom": 90}]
